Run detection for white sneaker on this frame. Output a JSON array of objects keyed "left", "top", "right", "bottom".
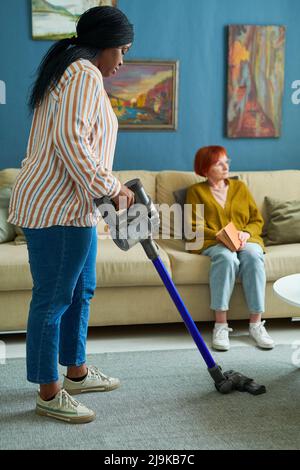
[
  {"left": 212, "top": 324, "right": 233, "bottom": 351},
  {"left": 249, "top": 321, "right": 275, "bottom": 349},
  {"left": 63, "top": 365, "right": 121, "bottom": 395},
  {"left": 36, "top": 389, "right": 95, "bottom": 424}
]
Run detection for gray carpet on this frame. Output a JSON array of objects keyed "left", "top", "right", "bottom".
[{"left": 0, "top": 345, "right": 300, "bottom": 450}]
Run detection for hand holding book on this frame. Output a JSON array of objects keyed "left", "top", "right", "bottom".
[
  {"left": 238, "top": 230, "right": 251, "bottom": 249},
  {"left": 216, "top": 222, "right": 250, "bottom": 251}
]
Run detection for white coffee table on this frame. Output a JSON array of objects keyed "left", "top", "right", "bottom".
[{"left": 273, "top": 273, "right": 300, "bottom": 308}]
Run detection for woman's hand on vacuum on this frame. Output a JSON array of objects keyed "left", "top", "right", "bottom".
[{"left": 111, "top": 184, "right": 135, "bottom": 210}]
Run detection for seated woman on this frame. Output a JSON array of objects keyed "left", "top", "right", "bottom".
[{"left": 185, "top": 145, "right": 274, "bottom": 351}]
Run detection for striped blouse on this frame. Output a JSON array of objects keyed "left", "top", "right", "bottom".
[{"left": 8, "top": 59, "right": 121, "bottom": 228}]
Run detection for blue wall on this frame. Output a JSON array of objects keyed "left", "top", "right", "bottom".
[{"left": 0, "top": 0, "right": 299, "bottom": 171}]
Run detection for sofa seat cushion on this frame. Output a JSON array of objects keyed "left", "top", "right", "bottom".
[
  {"left": 264, "top": 243, "right": 300, "bottom": 281},
  {"left": 157, "top": 239, "right": 210, "bottom": 284},
  {"left": 96, "top": 238, "right": 171, "bottom": 287},
  {"left": 0, "top": 238, "right": 172, "bottom": 291},
  {"left": 158, "top": 239, "right": 300, "bottom": 286},
  {"left": 0, "top": 243, "right": 31, "bottom": 291}
]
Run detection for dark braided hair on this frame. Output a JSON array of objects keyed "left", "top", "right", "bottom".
[{"left": 29, "top": 6, "right": 134, "bottom": 111}]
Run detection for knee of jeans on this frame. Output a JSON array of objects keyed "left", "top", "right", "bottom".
[
  {"left": 214, "top": 251, "right": 239, "bottom": 267},
  {"left": 87, "top": 271, "right": 96, "bottom": 291},
  {"left": 84, "top": 283, "right": 96, "bottom": 301},
  {"left": 243, "top": 250, "right": 264, "bottom": 266},
  {"left": 57, "top": 292, "right": 74, "bottom": 310},
  {"left": 32, "top": 286, "right": 73, "bottom": 310}
]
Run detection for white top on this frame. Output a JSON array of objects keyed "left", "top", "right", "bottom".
[{"left": 273, "top": 274, "right": 300, "bottom": 308}]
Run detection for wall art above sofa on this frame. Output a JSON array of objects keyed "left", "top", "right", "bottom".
[
  {"left": 32, "top": 0, "right": 117, "bottom": 40},
  {"left": 104, "top": 60, "right": 179, "bottom": 131},
  {"left": 227, "top": 24, "right": 286, "bottom": 138}
]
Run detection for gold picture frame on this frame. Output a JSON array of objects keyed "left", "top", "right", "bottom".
[{"left": 103, "top": 60, "right": 179, "bottom": 130}]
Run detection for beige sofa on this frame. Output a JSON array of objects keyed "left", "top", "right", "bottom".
[{"left": 1, "top": 168, "right": 300, "bottom": 333}]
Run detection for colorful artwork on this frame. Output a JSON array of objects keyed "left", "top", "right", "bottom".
[
  {"left": 32, "top": 0, "right": 117, "bottom": 40},
  {"left": 104, "top": 61, "right": 179, "bottom": 130},
  {"left": 227, "top": 25, "right": 286, "bottom": 138}
]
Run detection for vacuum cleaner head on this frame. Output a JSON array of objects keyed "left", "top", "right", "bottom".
[{"left": 208, "top": 365, "right": 266, "bottom": 395}]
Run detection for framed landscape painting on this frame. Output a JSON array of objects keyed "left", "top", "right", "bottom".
[
  {"left": 227, "top": 25, "right": 286, "bottom": 138},
  {"left": 104, "top": 60, "right": 179, "bottom": 130},
  {"left": 32, "top": 0, "right": 117, "bottom": 40}
]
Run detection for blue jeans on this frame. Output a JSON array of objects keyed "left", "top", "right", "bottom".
[
  {"left": 23, "top": 226, "right": 97, "bottom": 384},
  {"left": 202, "top": 242, "right": 266, "bottom": 314}
]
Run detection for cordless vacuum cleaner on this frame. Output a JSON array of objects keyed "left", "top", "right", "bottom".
[{"left": 95, "top": 179, "right": 266, "bottom": 395}]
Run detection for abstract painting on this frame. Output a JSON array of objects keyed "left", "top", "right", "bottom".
[
  {"left": 32, "top": 0, "right": 117, "bottom": 40},
  {"left": 104, "top": 61, "right": 179, "bottom": 130},
  {"left": 227, "top": 25, "right": 286, "bottom": 138}
]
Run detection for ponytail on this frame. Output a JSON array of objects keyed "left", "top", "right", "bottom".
[{"left": 28, "top": 39, "right": 99, "bottom": 111}]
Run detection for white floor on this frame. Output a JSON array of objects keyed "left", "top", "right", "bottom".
[{"left": 1, "top": 318, "right": 300, "bottom": 360}]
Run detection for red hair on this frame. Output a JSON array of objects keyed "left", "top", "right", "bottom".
[{"left": 194, "top": 146, "right": 227, "bottom": 177}]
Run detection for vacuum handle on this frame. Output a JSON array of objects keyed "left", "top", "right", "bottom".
[
  {"left": 94, "top": 195, "right": 114, "bottom": 209},
  {"left": 95, "top": 178, "right": 151, "bottom": 213},
  {"left": 125, "top": 179, "right": 151, "bottom": 208},
  {"left": 94, "top": 178, "right": 142, "bottom": 208}
]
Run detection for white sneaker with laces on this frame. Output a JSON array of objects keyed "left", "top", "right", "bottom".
[
  {"left": 36, "top": 388, "right": 95, "bottom": 424},
  {"left": 63, "top": 365, "right": 121, "bottom": 395},
  {"left": 249, "top": 320, "right": 275, "bottom": 349},
  {"left": 212, "top": 324, "right": 233, "bottom": 351}
]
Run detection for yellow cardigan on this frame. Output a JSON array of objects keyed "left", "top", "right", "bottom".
[{"left": 185, "top": 179, "right": 264, "bottom": 253}]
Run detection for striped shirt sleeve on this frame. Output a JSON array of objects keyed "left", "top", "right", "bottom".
[{"left": 53, "top": 69, "right": 121, "bottom": 199}]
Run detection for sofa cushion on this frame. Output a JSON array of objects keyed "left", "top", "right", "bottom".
[
  {"left": 158, "top": 239, "right": 300, "bottom": 286},
  {"left": 14, "top": 226, "right": 27, "bottom": 245},
  {"left": 156, "top": 171, "right": 203, "bottom": 238},
  {"left": 0, "top": 237, "right": 172, "bottom": 291},
  {"left": 238, "top": 171, "right": 300, "bottom": 234},
  {"left": 97, "top": 238, "right": 171, "bottom": 287},
  {"left": 264, "top": 243, "right": 300, "bottom": 281},
  {"left": 0, "top": 187, "right": 15, "bottom": 243},
  {"left": 157, "top": 239, "right": 210, "bottom": 284},
  {"left": 0, "top": 242, "right": 32, "bottom": 291},
  {"left": 0, "top": 168, "right": 27, "bottom": 245},
  {"left": 0, "top": 168, "right": 20, "bottom": 188},
  {"left": 264, "top": 197, "right": 300, "bottom": 245}
]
